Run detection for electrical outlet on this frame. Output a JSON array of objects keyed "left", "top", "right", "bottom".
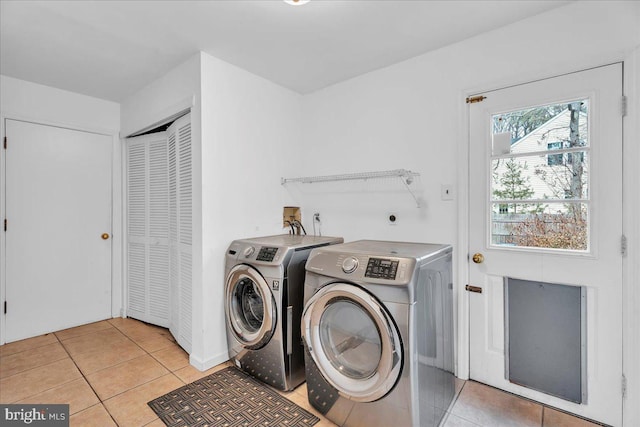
[{"left": 313, "top": 213, "right": 321, "bottom": 223}]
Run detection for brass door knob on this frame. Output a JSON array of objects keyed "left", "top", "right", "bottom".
[
  {"left": 101, "top": 233, "right": 110, "bottom": 240},
  {"left": 472, "top": 253, "right": 484, "bottom": 264}
]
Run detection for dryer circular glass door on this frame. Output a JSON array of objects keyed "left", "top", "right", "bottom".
[
  {"left": 225, "top": 264, "right": 276, "bottom": 349},
  {"left": 302, "top": 283, "right": 402, "bottom": 402}
]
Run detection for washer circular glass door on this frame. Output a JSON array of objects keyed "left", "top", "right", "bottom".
[
  {"left": 225, "top": 264, "right": 276, "bottom": 349},
  {"left": 302, "top": 283, "right": 402, "bottom": 402}
]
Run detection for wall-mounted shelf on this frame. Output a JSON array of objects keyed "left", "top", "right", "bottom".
[{"left": 281, "top": 169, "right": 421, "bottom": 207}]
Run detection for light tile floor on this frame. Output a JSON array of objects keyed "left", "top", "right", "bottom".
[{"left": 0, "top": 318, "right": 602, "bottom": 427}]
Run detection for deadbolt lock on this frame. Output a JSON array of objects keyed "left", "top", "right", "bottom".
[{"left": 101, "top": 233, "right": 110, "bottom": 240}]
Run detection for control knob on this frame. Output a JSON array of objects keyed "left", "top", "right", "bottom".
[
  {"left": 342, "top": 257, "right": 359, "bottom": 274},
  {"left": 244, "top": 246, "right": 255, "bottom": 257}
]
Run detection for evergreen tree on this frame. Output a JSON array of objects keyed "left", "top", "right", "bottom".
[{"left": 493, "top": 159, "right": 535, "bottom": 214}]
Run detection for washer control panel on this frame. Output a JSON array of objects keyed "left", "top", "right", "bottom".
[
  {"left": 256, "top": 246, "right": 279, "bottom": 262},
  {"left": 365, "top": 258, "right": 399, "bottom": 280}
]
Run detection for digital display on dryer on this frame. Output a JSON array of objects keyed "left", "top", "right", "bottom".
[
  {"left": 365, "top": 258, "right": 399, "bottom": 280},
  {"left": 256, "top": 246, "right": 278, "bottom": 262}
]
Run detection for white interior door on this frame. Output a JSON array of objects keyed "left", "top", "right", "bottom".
[
  {"left": 468, "top": 64, "right": 623, "bottom": 425},
  {"left": 4, "top": 119, "right": 112, "bottom": 342}
]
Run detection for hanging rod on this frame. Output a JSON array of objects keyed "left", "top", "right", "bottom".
[
  {"left": 280, "top": 169, "right": 419, "bottom": 185},
  {"left": 281, "top": 169, "right": 421, "bottom": 207}
]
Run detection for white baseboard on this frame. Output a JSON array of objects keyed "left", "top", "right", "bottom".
[{"left": 189, "top": 351, "right": 229, "bottom": 372}]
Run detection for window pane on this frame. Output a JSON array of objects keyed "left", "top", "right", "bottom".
[
  {"left": 492, "top": 100, "right": 588, "bottom": 155},
  {"left": 491, "top": 152, "right": 589, "bottom": 202},
  {"left": 491, "top": 203, "right": 588, "bottom": 251}
]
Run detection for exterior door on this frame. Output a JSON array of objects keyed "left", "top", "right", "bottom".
[
  {"left": 302, "top": 283, "right": 402, "bottom": 402},
  {"left": 225, "top": 264, "right": 276, "bottom": 349},
  {"left": 468, "top": 64, "right": 623, "bottom": 425},
  {"left": 4, "top": 119, "right": 112, "bottom": 342}
]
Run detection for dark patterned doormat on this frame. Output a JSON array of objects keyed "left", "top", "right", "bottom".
[{"left": 148, "top": 366, "right": 320, "bottom": 427}]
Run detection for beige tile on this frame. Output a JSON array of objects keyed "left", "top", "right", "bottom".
[
  {"left": 450, "top": 381, "right": 543, "bottom": 427},
  {"left": 143, "top": 419, "right": 166, "bottom": 427},
  {"left": 71, "top": 339, "right": 146, "bottom": 375},
  {"left": 294, "top": 382, "right": 308, "bottom": 397},
  {"left": 70, "top": 403, "right": 117, "bottom": 427},
  {"left": 150, "top": 344, "right": 189, "bottom": 372},
  {"left": 0, "top": 333, "right": 58, "bottom": 357},
  {"left": 16, "top": 378, "right": 99, "bottom": 415},
  {"left": 0, "top": 358, "right": 82, "bottom": 403},
  {"left": 314, "top": 420, "right": 340, "bottom": 427},
  {"left": 85, "top": 354, "right": 169, "bottom": 400},
  {"left": 133, "top": 334, "right": 176, "bottom": 353},
  {"left": 107, "top": 317, "right": 139, "bottom": 328},
  {"left": 442, "top": 412, "right": 482, "bottom": 426},
  {"left": 543, "top": 407, "right": 601, "bottom": 427},
  {"left": 0, "top": 342, "right": 69, "bottom": 379},
  {"left": 114, "top": 320, "right": 169, "bottom": 340},
  {"left": 55, "top": 320, "right": 114, "bottom": 341},
  {"left": 287, "top": 390, "right": 329, "bottom": 421},
  {"left": 103, "top": 373, "right": 183, "bottom": 427},
  {"left": 172, "top": 361, "right": 231, "bottom": 384},
  {"left": 61, "top": 328, "right": 130, "bottom": 357}
]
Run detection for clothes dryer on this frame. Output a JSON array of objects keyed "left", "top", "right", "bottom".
[
  {"left": 302, "top": 240, "right": 455, "bottom": 427},
  {"left": 224, "top": 234, "right": 343, "bottom": 391}
]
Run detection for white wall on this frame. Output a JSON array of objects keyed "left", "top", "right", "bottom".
[
  {"left": 0, "top": 75, "right": 122, "bottom": 341},
  {"left": 292, "top": 1, "right": 639, "bottom": 425},
  {"left": 120, "top": 54, "right": 201, "bottom": 138},
  {"left": 1, "top": 75, "right": 120, "bottom": 132},
  {"left": 197, "top": 52, "right": 301, "bottom": 368}
]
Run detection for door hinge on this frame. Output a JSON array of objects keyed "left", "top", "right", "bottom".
[
  {"left": 465, "top": 284, "right": 483, "bottom": 294},
  {"left": 466, "top": 95, "right": 487, "bottom": 104},
  {"left": 3, "top": 137, "right": 6, "bottom": 149},
  {"left": 622, "top": 374, "right": 627, "bottom": 398},
  {"left": 621, "top": 234, "right": 627, "bottom": 256},
  {"left": 3, "top": 219, "right": 6, "bottom": 232},
  {"left": 3, "top": 301, "right": 6, "bottom": 315},
  {"left": 621, "top": 96, "right": 627, "bottom": 117}
]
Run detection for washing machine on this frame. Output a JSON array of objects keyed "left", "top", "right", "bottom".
[
  {"left": 301, "top": 240, "right": 455, "bottom": 427},
  {"left": 224, "top": 234, "right": 343, "bottom": 391}
]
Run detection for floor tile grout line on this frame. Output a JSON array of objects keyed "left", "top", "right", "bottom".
[
  {"left": 54, "top": 321, "right": 116, "bottom": 343},
  {"left": 0, "top": 354, "right": 77, "bottom": 390},
  {"left": 0, "top": 334, "right": 61, "bottom": 358},
  {"left": 60, "top": 321, "right": 173, "bottom": 426},
  {"left": 56, "top": 334, "right": 120, "bottom": 426},
  {"left": 0, "top": 341, "right": 70, "bottom": 380}
]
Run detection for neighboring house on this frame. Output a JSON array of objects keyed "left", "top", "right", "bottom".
[{"left": 493, "top": 107, "right": 589, "bottom": 209}]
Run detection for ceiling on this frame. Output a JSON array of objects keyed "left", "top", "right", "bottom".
[{"left": 0, "top": 0, "right": 571, "bottom": 103}]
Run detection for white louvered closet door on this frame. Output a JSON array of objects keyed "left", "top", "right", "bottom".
[
  {"left": 126, "top": 133, "right": 171, "bottom": 327},
  {"left": 126, "top": 114, "right": 192, "bottom": 352},
  {"left": 168, "top": 114, "right": 193, "bottom": 352}
]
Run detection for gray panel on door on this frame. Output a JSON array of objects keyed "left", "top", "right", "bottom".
[{"left": 505, "top": 278, "right": 586, "bottom": 403}]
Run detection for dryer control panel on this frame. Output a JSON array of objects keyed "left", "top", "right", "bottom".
[
  {"left": 365, "top": 258, "right": 399, "bottom": 280},
  {"left": 256, "top": 246, "right": 279, "bottom": 262}
]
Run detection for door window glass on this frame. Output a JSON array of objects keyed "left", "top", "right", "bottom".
[
  {"left": 232, "top": 278, "right": 264, "bottom": 332},
  {"left": 319, "top": 299, "right": 382, "bottom": 379},
  {"left": 491, "top": 100, "right": 589, "bottom": 251}
]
